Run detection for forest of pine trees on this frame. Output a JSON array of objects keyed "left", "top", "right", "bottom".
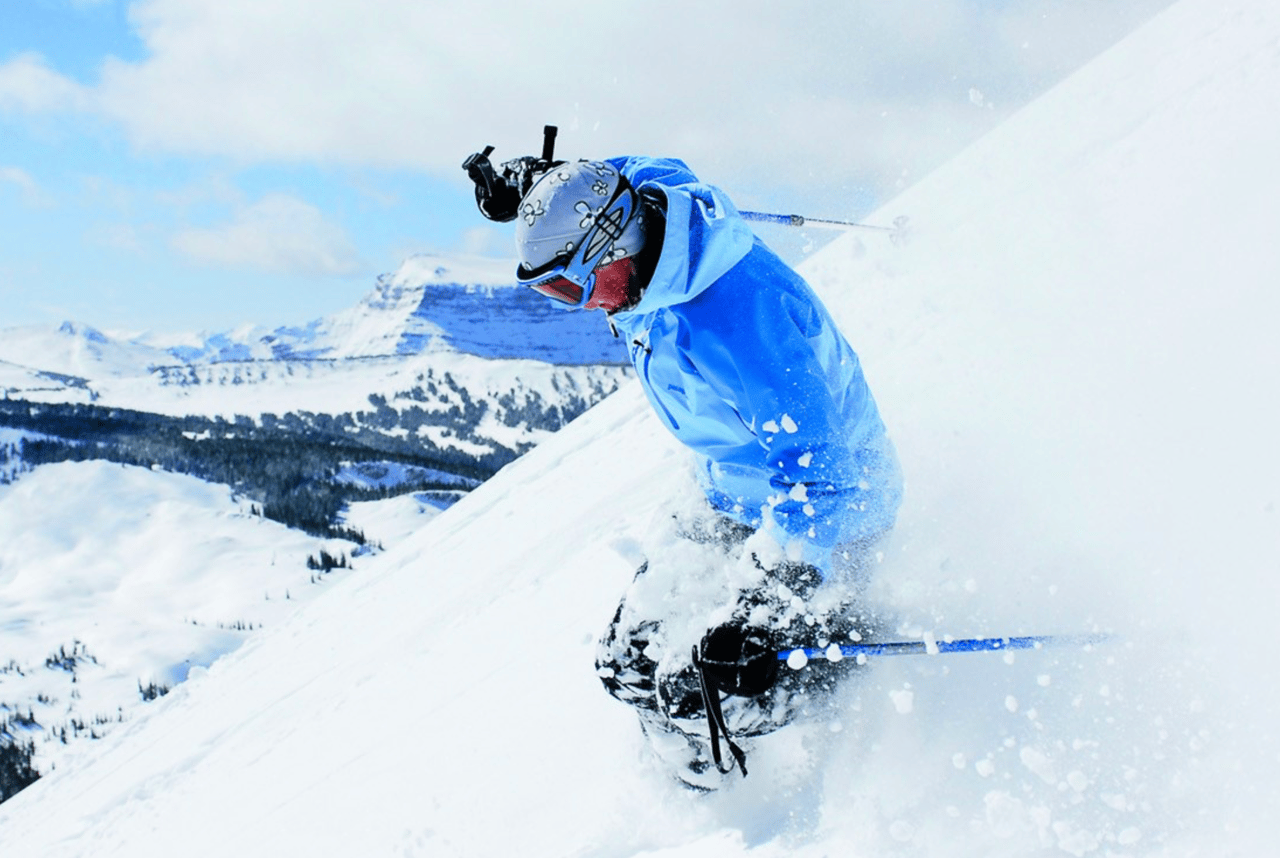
[{"left": 0, "top": 392, "right": 548, "bottom": 539}]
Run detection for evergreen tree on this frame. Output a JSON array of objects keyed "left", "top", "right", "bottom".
[{"left": 0, "top": 735, "right": 39, "bottom": 803}]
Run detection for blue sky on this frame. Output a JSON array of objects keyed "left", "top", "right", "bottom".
[{"left": 1, "top": 0, "right": 1174, "bottom": 335}]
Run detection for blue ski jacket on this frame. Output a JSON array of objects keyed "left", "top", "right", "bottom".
[{"left": 605, "top": 156, "right": 902, "bottom": 575}]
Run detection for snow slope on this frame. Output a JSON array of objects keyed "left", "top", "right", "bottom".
[
  {"left": 3, "top": 0, "right": 1280, "bottom": 854},
  {"left": 0, "top": 461, "right": 369, "bottom": 777}
]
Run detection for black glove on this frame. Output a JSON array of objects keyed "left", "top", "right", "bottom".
[
  {"left": 694, "top": 620, "right": 781, "bottom": 697},
  {"left": 461, "top": 150, "right": 565, "bottom": 223},
  {"left": 745, "top": 554, "right": 822, "bottom": 601},
  {"left": 461, "top": 148, "right": 523, "bottom": 223}
]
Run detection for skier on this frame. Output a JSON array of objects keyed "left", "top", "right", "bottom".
[{"left": 464, "top": 140, "right": 902, "bottom": 790}]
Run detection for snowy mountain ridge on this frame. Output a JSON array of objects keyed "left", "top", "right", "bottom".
[
  {"left": 0, "top": 253, "right": 626, "bottom": 399},
  {"left": 1, "top": 251, "right": 632, "bottom": 470},
  {"left": 4, "top": 0, "right": 1280, "bottom": 853}
]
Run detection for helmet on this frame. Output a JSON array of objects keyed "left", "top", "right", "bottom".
[{"left": 515, "top": 161, "right": 646, "bottom": 307}]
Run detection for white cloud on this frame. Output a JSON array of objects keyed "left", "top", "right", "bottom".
[
  {"left": 0, "top": 165, "right": 54, "bottom": 207},
  {"left": 1, "top": 166, "right": 39, "bottom": 193},
  {"left": 0, "top": 52, "right": 91, "bottom": 113},
  {"left": 170, "top": 194, "right": 364, "bottom": 277},
  {"left": 3, "top": 0, "right": 1176, "bottom": 212}
]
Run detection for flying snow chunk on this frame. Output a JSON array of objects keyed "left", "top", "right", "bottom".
[
  {"left": 1019, "top": 746, "right": 1058, "bottom": 785},
  {"left": 924, "top": 631, "right": 939, "bottom": 654},
  {"left": 1118, "top": 828, "right": 1143, "bottom": 846}
]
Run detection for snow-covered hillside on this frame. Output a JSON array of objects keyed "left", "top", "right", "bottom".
[
  {"left": 0, "top": 457, "right": 455, "bottom": 793},
  {"left": 3, "top": 0, "right": 1280, "bottom": 853},
  {"left": 0, "top": 462, "right": 374, "bottom": 783}
]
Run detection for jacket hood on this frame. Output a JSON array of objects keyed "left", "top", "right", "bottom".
[{"left": 607, "top": 157, "right": 756, "bottom": 318}]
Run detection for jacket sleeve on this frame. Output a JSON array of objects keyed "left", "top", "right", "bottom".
[{"left": 681, "top": 248, "right": 882, "bottom": 570}]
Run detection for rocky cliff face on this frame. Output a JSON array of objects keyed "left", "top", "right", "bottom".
[{"left": 272, "top": 254, "right": 630, "bottom": 365}]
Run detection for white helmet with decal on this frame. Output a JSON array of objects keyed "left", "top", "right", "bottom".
[{"left": 515, "top": 160, "right": 646, "bottom": 283}]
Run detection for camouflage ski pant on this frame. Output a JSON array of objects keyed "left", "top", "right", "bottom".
[{"left": 594, "top": 513, "right": 881, "bottom": 789}]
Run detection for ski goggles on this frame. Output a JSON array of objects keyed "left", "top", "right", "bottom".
[{"left": 515, "top": 179, "right": 639, "bottom": 308}]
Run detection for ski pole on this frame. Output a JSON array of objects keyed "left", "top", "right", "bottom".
[
  {"left": 778, "top": 632, "right": 1116, "bottom": 663},
  {"left": 741, "top": 211, "right": 909, "bottom": 240}
]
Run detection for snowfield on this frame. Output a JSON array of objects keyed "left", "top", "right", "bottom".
[
  {"left": 0, "top": 461, "right": 366, "bottom": 772},
  {"left": 3, "top": 0, "right": 1280, "bottom": 854}
]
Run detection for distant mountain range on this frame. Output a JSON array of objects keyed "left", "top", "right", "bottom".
[
  {"left": 1, "top": 253, "right": 627, "bottom": 392},
  {"left": 162, "top": 254, "right": 630, "bottom": 365},
  {"left": 0, "top": 253, "right": 634, "bottom": 533}
]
